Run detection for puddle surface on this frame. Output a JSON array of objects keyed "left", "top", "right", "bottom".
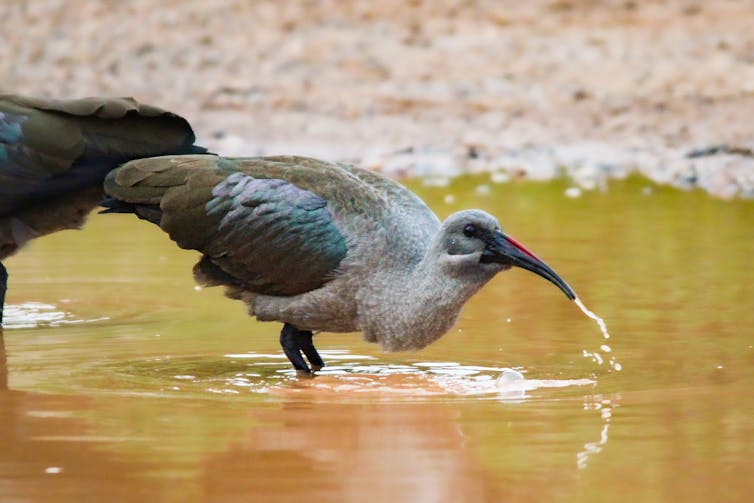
[
  {"left": 1, "top": 177, "right": 753, "bottom": 502},
  {"left": 2, "top": 302, "right": 109, "bottom": 329},
  {"left": 93, "top": 351, "right": 595, "bottom": 400}
]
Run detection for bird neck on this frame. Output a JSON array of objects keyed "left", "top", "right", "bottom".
[{"left": 364, "top": 251, "right": 494, "bottom": 352}]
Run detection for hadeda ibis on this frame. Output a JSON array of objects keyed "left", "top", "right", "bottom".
[
  {"left": 0, "top": 94, "right": 205, "bottom": 324},
  {"left": 103, "top": 155, "right": 576, "bottom": 374}
]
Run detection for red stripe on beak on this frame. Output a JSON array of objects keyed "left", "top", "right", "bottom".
[{"left": 503, "top": 233, "right": 542, "bottom": 262}]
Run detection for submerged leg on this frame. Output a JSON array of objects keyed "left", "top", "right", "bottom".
[
  {"left": 0, "top": 261, "right": 7, "bottom": 326},
  {"left": 295, "top": 330, "right": 325, "bottom": 371},
  {"left": 279, "top": 323, "right": 326, "bottom": 375},
  {"left": 280, "top": 323, "right": 312, "bottom": 375}
]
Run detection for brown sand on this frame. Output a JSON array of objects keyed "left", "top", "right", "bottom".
[{"left": 2, "top": 0, "right": 753, "bottom": 197}]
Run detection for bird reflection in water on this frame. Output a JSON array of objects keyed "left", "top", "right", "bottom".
[{"left": 198, "top": 399, "right": 501, "bottom": 501}]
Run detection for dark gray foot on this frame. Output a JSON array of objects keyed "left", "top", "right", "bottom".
[
  {"left": 279, "top": 323, "right": 325, "bottom": 375},
  {"left": 0, "top": 261, "right": 7, "bottom": 326},
  {"left": 296, "top": 330, "right": 325, "bottom": 371}
]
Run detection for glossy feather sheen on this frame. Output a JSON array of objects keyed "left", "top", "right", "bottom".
[
  {"left": 105, "top": 156, "right": 354, "bottom": 296},
  {"left": 205, "top": 173, "right": 347, "bottom": 295},
  {"left": 105, "top": 155, "right": 515, "bottom": 351},
  {"left": 104, "top": 156, "right": 451, "bottom": 342},
  {"left": 0, "top": 94, "right": 203, "bottom": 259}
]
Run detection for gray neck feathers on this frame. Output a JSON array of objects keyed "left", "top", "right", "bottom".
[{"left": 361, "top": 240, "right": 496, "bottom": 352}]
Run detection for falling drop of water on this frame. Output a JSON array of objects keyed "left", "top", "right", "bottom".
[
  {"left": 574, "top": 297, "right": 610, "bottom": 339},
  {"left": 573, "top": 297, "right": 622, "bottom": 372}
]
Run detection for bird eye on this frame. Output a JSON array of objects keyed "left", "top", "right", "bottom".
[{"left": 463, "top": 224, "right": 477, "bottom": 238}]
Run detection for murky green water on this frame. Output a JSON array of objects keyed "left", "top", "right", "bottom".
[{"left": 1, "top": 176, "right": 752, "bottom": 502}]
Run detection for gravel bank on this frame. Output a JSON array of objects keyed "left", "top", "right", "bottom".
[{"left": 2, "top": 0, "right": 753, "bottom": 198}]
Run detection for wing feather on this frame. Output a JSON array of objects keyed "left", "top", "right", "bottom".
[
  {"left": 0, "top": 94, "right": 202, "bottom": 217},
  {"left": 106, "top": 156, "right": 350, "bottom": 296}
]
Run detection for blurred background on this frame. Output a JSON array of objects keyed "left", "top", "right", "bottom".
[
  {"left": 1, "top": 1, "right": 753, "bottom": 502},
  {"left": 2, "top": 0, "right": 753, "bottom": 196}
]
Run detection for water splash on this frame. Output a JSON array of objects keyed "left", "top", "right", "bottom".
[
  {"left": 490, "top": 370, "right": 594, "bottom": 402},
  {"left": 1, "top": 302, "right": 109, "bottom": 329},
  {"left": 574, "top": 297, "right": 610, "bottom": 340},
  {"left": 119, "top": 351, "right": 595, "bottom": 400},
  {"left": 573, "top": 297, "right": 622, "bottom": 372}
]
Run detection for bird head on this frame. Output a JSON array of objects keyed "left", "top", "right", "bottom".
[{"left": 436, "top": 210, "right": 575, "bottom": 299}]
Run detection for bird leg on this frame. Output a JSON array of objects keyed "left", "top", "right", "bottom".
[
  {"left": 279, "top": 323, "right": 325, "bottom": 375},
  {"left": 0, "top": 261, "right": 7, "bottom": 326},
  {"left": 280, "top": 323, "right": 313, "bottom": 375},
  {"left": 295, "top": 330, "right": 325, "bottom": 372}
]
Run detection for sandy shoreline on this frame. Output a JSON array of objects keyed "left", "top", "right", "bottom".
[{"left": 2, "top": 0, "right": 753, "bottom": 198}]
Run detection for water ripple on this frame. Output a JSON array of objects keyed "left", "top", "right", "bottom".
[
  {"left": 103, "top": 350, "right": 595, "bottom": 401},
  {"left": 2, "top": 302, "right": 110, "bottom": 329}
]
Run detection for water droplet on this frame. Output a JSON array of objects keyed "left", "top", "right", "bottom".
[
  {"left": 574, "top": 297, "right": 611, "bottom": 339},
  {"left": 496, "top": 368, "right": 525, "bottom": 385},
  {"left": 575, "top": 298, "right": 623, "bottom": 371}
]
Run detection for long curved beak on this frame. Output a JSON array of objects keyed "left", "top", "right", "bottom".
[{"left": 481, "top": 231, "right": 576, "bottom": 300}]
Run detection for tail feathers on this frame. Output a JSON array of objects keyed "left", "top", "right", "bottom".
[
  {"left": 189, "top": 145, "right": 211, "bottom": 155},
  {"left": 99, "top": 197, "right": 133, "bottom": 213},
  {"left": 101, "top": 155, "right": 223, "bottom": 235},
  {"left": 99, "top": 197, "right": 162, "bottom": 225}
]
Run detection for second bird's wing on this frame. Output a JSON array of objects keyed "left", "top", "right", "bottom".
[{"left": 0, "top": 94, "right": 202, "bottom": 216}]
